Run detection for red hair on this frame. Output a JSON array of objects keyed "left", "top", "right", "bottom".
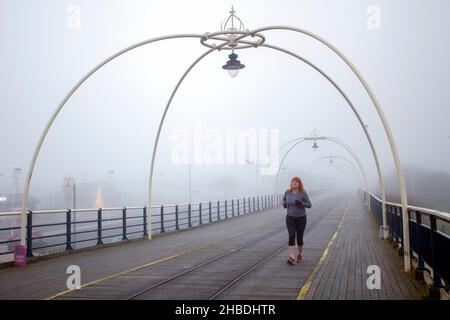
[{"left": 288, "top": 176, "right": 304, "bottom": 193}]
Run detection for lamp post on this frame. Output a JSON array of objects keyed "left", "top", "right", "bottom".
[
  {"left": 21, "top": 7, "right": 410, "bottom": 270},
  {"left": 13, "top": 168, "right": 22, "bottom": 211},
  {"left": 188, "top": 142, "right": 192, "bottom": 204},
  {"left": 64, "top": 176, "right": 76, "bottom": 246}
]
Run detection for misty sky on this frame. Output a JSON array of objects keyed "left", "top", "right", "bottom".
[{"left": 1, "top": 0, "right": 449, "bottom": 208}]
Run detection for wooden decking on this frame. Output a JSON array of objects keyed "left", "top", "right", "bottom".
[
  {"left": 302, "top": 196, "right": 428, "bottom": 300},
  {"left": 0, "top": 192, "right": 428, "bottom": 300}
]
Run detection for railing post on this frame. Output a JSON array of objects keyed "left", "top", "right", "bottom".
[
  {"left": 393, "top": 207, "right": 398, "bottom": 244},
  {"left": 237, "top": 199, "right": 240, "bottom": 215},
  {"left": 217, "top": 200, "right": 220, "bottom": 220},
  {"left": 160, "top": 205, "right": 165, "bottom": 233},
  {"left": 429, "top": 215, "right": 443, "bottom": 299},
  {"left": 387, "top": 205, "right": 393, "bottom": 241},
  {"left": 122, "top": 207, "right": 128, "bottom": 240},
  {"left": 396, "top": 208, "right": 403, "bottom": 249},
  {"left": 26, "top": 210, "right": 33, "bottom": 257},
  {"left": 243, "top": 198, "right": 246, "bottom": 214},
  {"left": 199, "top": 203, "right": 202, "bottom": 225},
  {"left": 97, "top": 208, "right": 103, "bottom": 245},
  {"left": 188, "top": 204, "right": 192, "bottom": 227},
  {"left": 257, "top": 196, "right": 260, "bottom": 211},
  {"left": 231, "top": 199, "right": 235, "bottom": 217},
  {"left": 391, "top": 206, "right": 397, "bottom": 245},
  {"left": 253, "top": 197, "right": 255, "bottom": 213},
  {"left": 143, "top": 206, "right": 148, "bottom": 236},
  {"left": 66, "top": 209, "right": 73, "bottom": 251},
  {"left": 396, "top": 207, "right": 406, "bottom": 257},
  {"left": 225, "top": 200, "right": 228, "bottom": 219},
  {"left": 414, "top": 211, "right": 425, "bottom": 281},
  {"left": 209, "top": 201, "right": 212, "bottom": 222},
  {"left": 175, "top": 205, "right": 179, "bottom": 230}
]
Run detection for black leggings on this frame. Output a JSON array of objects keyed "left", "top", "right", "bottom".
[{"left": 286, "top": 215, "right": 307, "bottom": 246}]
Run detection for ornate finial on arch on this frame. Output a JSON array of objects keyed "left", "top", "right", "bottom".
[{"left": 221, "top": 5, "right": 245, "bottom": 32}]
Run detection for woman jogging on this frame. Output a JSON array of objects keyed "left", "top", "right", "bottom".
[{"left": 282, "top": 176, "right": 312, "bottom": 266}]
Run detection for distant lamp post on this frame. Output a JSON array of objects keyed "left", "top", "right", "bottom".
[
  {"left": 12, "top": 168, "right": 22, "bottom": 211},
  {"left": 311, "top": 128, "right": 319, "bottom": 152},
  {"left": 64, "top": 176, "right": 77, "bottom": 246},
  {"left": 222, "top": 52, "right": 245, "bottom": 78}
]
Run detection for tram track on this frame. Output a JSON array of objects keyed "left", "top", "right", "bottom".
[{"left": 126, "top": 194, "right": 349, "bottom": 300}]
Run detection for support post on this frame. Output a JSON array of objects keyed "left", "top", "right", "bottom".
[
  {"left": 26, "top": 211, "right": 33, "bottom": 257},
  {"left": 122, "top": 207, "right": 128, "bottom": 240},
  {"left": 66, "top": 209, "right": 73, "bottom": 250},
  {"left": 97, "top": 208, "right": 103, "bottom": 245}
]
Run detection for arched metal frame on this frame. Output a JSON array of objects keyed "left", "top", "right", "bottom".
[
  {"left": 225, "top": 39, "right": 388, "bottom": 238},
  {"left": 273, "top": 137, "right": 368, "bottom": 195},
  {"left": 306, "top": 156, "right": 365, "bottom": 188},
  {"left": 252, "top": 26, "right": 409, "bottom": 270},
  {"left": 307, "top": 156, "right": 363, "bottom": 190},
  {"left": 21, "top": 26, "right": 410, "bottom": 270}
]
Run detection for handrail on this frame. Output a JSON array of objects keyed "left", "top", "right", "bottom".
[
  {"left": 368, "top": 192, "right": 450, "bottom": 222},
  {"left": 1, "top": 193, "right": 277, "bottom": 216},
  {"left": 367, "top": 190, "right": 449, "bottom": 297},
  {"left": 0, "top": 193, "right": 282, "bottom": 262}
]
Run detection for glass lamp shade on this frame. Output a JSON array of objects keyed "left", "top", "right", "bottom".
[{"left": 228, "top": 69, "right": 240, "bottom": 78}]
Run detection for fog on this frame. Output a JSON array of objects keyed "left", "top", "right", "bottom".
[{"left": 1, "top": 0, "right": 449, "bottom": 211}]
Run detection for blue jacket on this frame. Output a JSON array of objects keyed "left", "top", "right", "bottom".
[{"left": 283, "top": 190, "right": 312, "bottom": 217}]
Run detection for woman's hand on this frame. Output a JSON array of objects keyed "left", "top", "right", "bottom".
[
  {"left": 295, "top": 199, "right": 304, "bottom": 207},
  {"left": 283, "top": 203, "right": 287, "bottom": 209}
]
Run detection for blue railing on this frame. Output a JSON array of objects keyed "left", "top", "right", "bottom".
[
  {"left": 0, "top": 193, "right": 282, "bottom": 262},
  {"left": 368, "top": 193, "right": 450, "bottom": 295}
]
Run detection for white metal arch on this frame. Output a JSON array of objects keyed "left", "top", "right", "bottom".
[
  {"left": 21, "top": 24, "right": 408, "bottom": 270},
  {"left": 257, "top": 42, "right": 387, "bottom": 233},
  {"left": 306, "top": 156, "right": 365, "bottom": 188},
  {"left": 152, "top": 37, "right": 388, "bottom": 238},
  {"left": 19, "top": 32, "right": 241, "bottom": 244},
  {"left": 273, "top": 137, "right": 368, "bottom": 196},
  {"left": 249, "top": 26, "right": 410, "bottom": 270}
]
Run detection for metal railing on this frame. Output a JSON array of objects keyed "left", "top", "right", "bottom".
[
  {"left": 0, "top": 193, "right": 283, "bottom": 261},
  {"left": 368, "top": 192, "right": 450, "bottom": 294}
]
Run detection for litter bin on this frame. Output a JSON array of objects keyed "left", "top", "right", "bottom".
[{"left": 13, "top": 244, "right": 27, "bottom": 267}]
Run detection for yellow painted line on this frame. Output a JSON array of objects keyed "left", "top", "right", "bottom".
[
  {"left": 45, "top": 216, "right": 279, "bottom": 300},
  {"left": 297, "top": 194, "right": 353, "bottom": 300}
]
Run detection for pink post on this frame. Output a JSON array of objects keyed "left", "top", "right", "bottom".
[{"left": 13, "top": 244, "right": 27, "bottom": 267}]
